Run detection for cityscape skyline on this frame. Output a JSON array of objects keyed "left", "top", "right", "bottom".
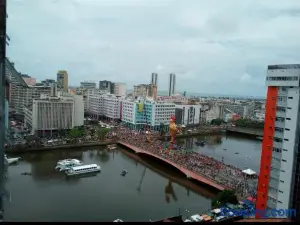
[{"left": 6, "top": 0, "right": 300, "bottom": 97}]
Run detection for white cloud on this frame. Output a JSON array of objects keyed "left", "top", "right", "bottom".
[{"left": 6, "top": 0, "right": 300, "bottom": 96}]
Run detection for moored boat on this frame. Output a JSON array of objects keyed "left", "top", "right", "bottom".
[
  {"left": 65, "top": 164, "right": 101, "bottom": 176},
  {"left": 55, "top": 159, "right": 83, "bottom": 171}
]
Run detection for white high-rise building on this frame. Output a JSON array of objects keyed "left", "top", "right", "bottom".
[
  {"left": 168, "top": 73, "right": 176, "bottom": 96},
  {"left": 88, "top": 93, "right": 122, "bottom": 120},
  {"left": 113, "top": 82, "right": 127, "bottom": 96},
  {"left": 10, "top": 85, "right": 51, "bottom": 115},
  {"left": 256, "top": 64, "right": 300, "bottom": 221},
  {"left": 80, "top": 81, "right": 96, "bottom": 89},
  {"left": 151, "top": 73, "right": 158, "bottom": 86},
  {"left": 24, "top": 95, "right": 84, "bottom": 136},
  {"left": 121, "top": 98, "right": 175, "bottom": 130}
]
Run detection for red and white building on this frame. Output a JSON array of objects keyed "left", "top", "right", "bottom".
[{"left": 256, "top": 64, "right": 300, "bottom": 221}]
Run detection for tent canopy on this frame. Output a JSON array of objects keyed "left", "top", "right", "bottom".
[{"left": 242, "top": 168, "right": 256, "bottom": 176}]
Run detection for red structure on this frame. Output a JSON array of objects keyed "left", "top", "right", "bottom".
[
  {"left": 118, "top": 141, "right": 229, "bottom": 191},
  {"left": 255, "top": 87, "right": 278, "bottom": 218}
]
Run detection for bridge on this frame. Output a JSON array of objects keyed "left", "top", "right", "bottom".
[
  {"left": 226, "top": 127, "right": 263, "bottom": 137},
  {"left": 118, "top": 141, "right": 229, "bottom": 191}
]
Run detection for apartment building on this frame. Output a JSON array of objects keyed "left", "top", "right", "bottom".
[
  {"left": 168, "top": 73, "right": 176, "bottom": 96},
  {"left": 174, "top": 104, "right": 202, "bottom": 126},
  {"left": 133, "top": 84, "right": 157, "bottom": 100},
  {"left": 221, "top": 103, "right": 255, "bottom": 118},
  {"left": 113, "top": 82, "right": 127, "bottom": 96},
  {"left": 57, "top": 70, "right": 68, "bottom": 91},
  {"left": 122, "top": 98, "right": 175, "bottom": 130},
  {"left": 80, "top": 81, "right": 96, "bottom": 89},
  {"left": 88, "top": 93, "right": 122, "bottom": 120},
  {"left": 10, "top": 84, "right": 51, "bottom": 116},
  {"left": 256, "top": 64, "right": 300, "bottom": 221},
  {"left": 24, "top": 95, "right": 84, "bottom": 136}
]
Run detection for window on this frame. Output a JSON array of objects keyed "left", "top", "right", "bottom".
[
  {"left": 286, "top": 118, "right": 291, "bottom": 120},
  {"left": 287, "top": 107, "right": 292, "bottom": 109},
  {"left": 280, "top": 170, "right": 285, "bottom": 173},
  {"left": 283, "top": 149, "right": 288, "bottom": 152},
  {"left": 284, "top": 138, "right": 289, "bottom": 141},
  {"left": 288, "top": 97, "right": 293, "bottom": 99},
  {"left": 278, "top": 201, "right": 283, "bottom": 204},
  {"left": 282, "top": 159, "right": 287, "bottom": 162},
  {"left": 285, "top": 128, "right": 290, "bottom": 131},
  {"left": 279, "top": 190, "right": 283, "bottom": 193}
]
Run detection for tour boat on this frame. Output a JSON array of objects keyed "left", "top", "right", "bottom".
[
  {"left": 65, "top": 164, "right": 101, "bottom": 176},
  {"left": 55, "top": 159, "right": 83, "bottom": 171},
  {"left": 113, "top": 219, "right": 123, "bottom": 222}
]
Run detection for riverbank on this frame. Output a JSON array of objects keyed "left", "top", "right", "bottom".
[{"left": 5, "top": 140, "right": 117, "bottom": 153}]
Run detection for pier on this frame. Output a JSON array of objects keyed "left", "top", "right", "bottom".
[{"left": 118, "top": 141, "right": 229, "bottom": 191}]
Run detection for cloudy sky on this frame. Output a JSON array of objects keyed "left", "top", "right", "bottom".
[{"left": 7, "top": 0, "right": 300, "bottom": 97}]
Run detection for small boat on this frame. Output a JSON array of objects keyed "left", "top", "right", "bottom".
[
  {"left": 55, "top": 159, "right": 83, "bottom": 171},
  {"left": 108, "top": 146, "right": 117, "bottom": 150},
  {"left": 65, "top": 164, "right": 101, "bottom": 176},
  {"left": 120, "top": 170, "right": 128, "bottom": 176},
  {"left": 195, "top": 141, "right": 205, "bottom": 146},
  {"left": 5, "top": 155, "right": 21, "bottom": 165},
  {"left": 21, "top": 172, "right": 32, "bottom": 176},
  {"left": 113, "top": 219, "right": 123, "bottom": 222}
]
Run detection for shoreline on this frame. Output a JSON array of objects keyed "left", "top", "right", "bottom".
[{"left": 5, "top": 140, "right": 117, "bottom": 153}]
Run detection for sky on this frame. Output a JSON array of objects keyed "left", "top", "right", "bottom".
[{"left": 6, "top": 0, "right": 300, "bottom": 97}]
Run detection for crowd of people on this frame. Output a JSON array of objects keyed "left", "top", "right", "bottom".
[{"left": 113, "top": 126, "right": 257, "bottom": 200}]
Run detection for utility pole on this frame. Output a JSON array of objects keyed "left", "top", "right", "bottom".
[{"left": 0, "top": 0, "right": 7, "bottom": 220}]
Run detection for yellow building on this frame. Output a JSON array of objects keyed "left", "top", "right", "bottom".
[{"left": 57, "top": 70, "right": 69, "bottom": 91}]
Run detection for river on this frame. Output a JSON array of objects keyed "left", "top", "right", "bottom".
[{"left": 3, "top": 134, "right": 261, "bottom": 222}]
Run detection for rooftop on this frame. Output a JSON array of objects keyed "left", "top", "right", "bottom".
[{"left": 268, "top": 64, "right": 300, "bottom": 70}]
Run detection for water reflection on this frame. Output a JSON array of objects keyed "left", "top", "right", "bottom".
[
  {"left": 5, "top": 147, "right": 216, "bottom": 221},
  {"left": 190, "top": 134, "right": 261, "bottom": 171},
  {"left": 136, "top": 168, "right": 147, "bottom": 192},
  {"left": 165, "top": 180, "right": 178, "bottom": 203},
  {"left": 96, "top": 149, "right": 110, "bottom": 162}
]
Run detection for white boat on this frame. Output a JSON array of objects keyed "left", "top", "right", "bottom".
[
  {"left": 55, "top": 159, "right": 83, "bottom": 171},
  {"left": 113, "top": 219, "right": 123, "bottom": 222},
  {"left": 65, "top": 164, "right": 101, "bottom": 176},
  {"left": 5, "top": 154, "right": 21, "bottom": 165}
]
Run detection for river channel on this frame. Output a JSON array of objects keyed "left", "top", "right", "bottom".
[{"left": 3, "top": 134, "right": 261, "bottom": 222}]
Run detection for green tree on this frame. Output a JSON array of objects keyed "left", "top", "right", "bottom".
[
  {"left": 211, "top": 189, "right": 238, "bottom": 208},
  {"left": 235, "top": 119, "right": 264, "bottom": 129},
  {"left": 211, "top": 118, "right": 223, "bottom": 126},
  {"left": 69, "top": 128, "right": 82, "bottom": 138},
  {"left": 96, "top": 128, "right": 110, "bottom": 140}
]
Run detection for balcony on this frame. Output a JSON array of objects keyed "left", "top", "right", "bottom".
[
  {"left": 276, "top": 110, "right": 286, "bottom": 118},
  {"left": 277, "top": 100, "right": 287, "bottom": 107},
  {"left": 275, "top": 121, "right": 285, "bottom": 128},
  {"left": 267, "top": 199, "right": 277, "bottom": 209},
  {"left": 273, "top": 141, "right": 283, "bottom": 149},
  {"left": 274, "top": 131, "right": 284, "bottom": 139},
  {"left": 270, "top": 170, "right": 280, "bottom": 179},
  {"left": 278, "top": 91, "right": 288, "bottom": 97}
]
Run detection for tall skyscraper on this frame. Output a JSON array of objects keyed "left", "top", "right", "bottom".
[
  {"left": 57, "top": 70, "right": 68, "bottom": 91},
  {"left": 168, "top": 73, "right": 176, "bottom": 96},
  {"left": 151, "top": 73, "right": 158, "bottom": 86},
  {"left": 256, "top": 64, "right": 300, "bottom": 221}
]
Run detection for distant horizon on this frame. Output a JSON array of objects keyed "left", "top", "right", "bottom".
[{"left": 127, "top": 89, "right": 266, "bottom": 99}]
